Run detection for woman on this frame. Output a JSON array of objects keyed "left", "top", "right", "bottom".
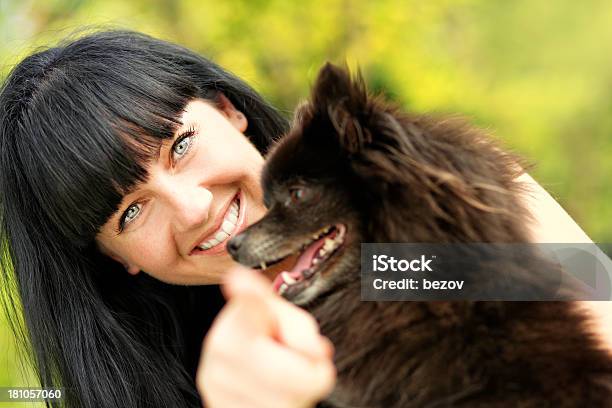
[
  {"left": 0, "top": 30, "right": 606, "bottom": 408},
  {"left": 0, "top": 30, "right": 334, "bottom": 408}
]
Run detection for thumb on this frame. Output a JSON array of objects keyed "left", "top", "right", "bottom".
[
  {"left": 222, "top": 266, "right": 333, "bottom": 361},
  {"left": 222, "top": 265, "right": 272, "bottom": 300}
]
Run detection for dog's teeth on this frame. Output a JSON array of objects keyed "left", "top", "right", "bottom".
[
  {"left": 282, "top": 272, "right": 297, "bottom": 285},
  {"left": 313, "top": 258, "right": 320, "bottom": 265},
  {"left": 279, "top": 283, "right": 288, "bottom": 295},
  {"left": 260, "top": 262, "right": 267, "bottom": 270},
  {"left": 323, "top": 238, "right": 335, "bottom": 251}
]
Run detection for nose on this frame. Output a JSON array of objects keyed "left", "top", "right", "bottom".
[
  {"left": 227, "top": 233, "right": 245, "bottom": 260},
  {"left": 166, "top": 183, "right": 213, "bottom": 233}
]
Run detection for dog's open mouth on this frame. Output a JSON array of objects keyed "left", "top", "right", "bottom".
[{"left": 266, "top": 224, "right": 347, "bottom": 299}]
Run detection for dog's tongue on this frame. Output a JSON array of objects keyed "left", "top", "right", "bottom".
[{"left": 272, "top": 236, "right": 327, "bottom": 292}]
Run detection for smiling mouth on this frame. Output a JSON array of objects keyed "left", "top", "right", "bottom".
[
  {"left": 261, "top": 224, "right": 347, "bottom": 299},
  {"left": 192, "top": 193, "right": 242, "bottom": 254}
]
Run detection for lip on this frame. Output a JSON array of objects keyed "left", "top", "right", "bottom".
[{"left": 189, "top": 190, "right": 247, "bottom": 256}]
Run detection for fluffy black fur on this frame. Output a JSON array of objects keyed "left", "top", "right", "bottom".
[{"left": 229, "top": 63, "right": 612, "bottom": 407}]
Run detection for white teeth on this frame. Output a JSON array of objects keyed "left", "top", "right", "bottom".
[
  {"left": 195, "top": 197, "right": 241, "bottom": 251},
  {"left": 221, "top": 220, "right": 235, "bottom": 234},
  {"left": 260, "top": 262, "right": 267, "bottom": 270},
  {"left": 323, "top": 238, "right": 335, "bottom": 251},
  {"left": 282, "top": 272, "right": 297, "bottom": 285},
  {"left": 228, "top": 212, "right": 238, "bottom": 224},
  {"left": 215, "top": 230, "right": 229, "bottom": 242},
  {"left": 314, "top": 228, "right": 345, "bottom": 259},
  {"left": 198, "top": 198, "right": 239, "bottom": 250},
  {"left": 279, "top": 283, "right": 288, "bottom": 295}
]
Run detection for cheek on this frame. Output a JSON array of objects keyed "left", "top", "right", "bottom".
[
  {"left": 227, "top": 140, "right": 265, "bottom": 181},
  {"left": 202, "top": 134, "right": 265, "bottom": 201},
  {"left": 128, "top": 231, "right": 177, "bottom": 274}
]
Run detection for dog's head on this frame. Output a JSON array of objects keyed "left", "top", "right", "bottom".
[
  {"left": 228, "top": 63, "right": 528, "bottom": 305},
  {"left": 227, "top": 63, "right": 376, "bottom": 305}
]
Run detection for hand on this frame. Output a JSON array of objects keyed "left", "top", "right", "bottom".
[{"left": 197, "top": 266, "right": 336, "bottom": 408}]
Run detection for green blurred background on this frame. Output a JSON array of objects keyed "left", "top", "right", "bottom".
[{"left": 1, "top": 0, "right": 611, "bottom": 394}]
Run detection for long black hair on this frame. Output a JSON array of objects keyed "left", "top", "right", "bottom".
[{"left": 0, "top": 30, "right": 288, "bottom": 407}]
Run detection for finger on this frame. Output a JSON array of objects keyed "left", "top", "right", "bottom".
[
  {"left": 319, "top": 336, "right": 335, "bottom": 360},
  {"left": 211, "top": 372, "right": 311, "bottom": 408},
  {"left": 205, "top": 298, "right": 334, "bottom": 384},
  {"left": 222, "top": 266, "right": 334, "bottom": 361},
  {"left": 249, "top": 336, "right": 337, "bottom": 402},
  {"left": 208, "top": 293, "right": 277, "bottom": 345},
  {"left": 222, "top": 265, "right": 272, "bottom": 300},
  {"left": 201, "top": 360, "right": 290, "bottom": 408},
  {"left": 201, "top": 327, "right": 333, "bottom": 408},
  {"left": 267, "top": 296, "right": 334, "bottom": 360}
]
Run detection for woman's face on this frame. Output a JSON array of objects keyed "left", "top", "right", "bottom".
[{"left": 96, "top": 97, "right": 273, "bottom": 284}]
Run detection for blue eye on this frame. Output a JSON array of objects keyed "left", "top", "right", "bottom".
[
  {"left": 172, "top": 129, "right": 196, "bottom": 163},
  {"left": 118, "top": 203, "right": 142, "bottom": 231}
]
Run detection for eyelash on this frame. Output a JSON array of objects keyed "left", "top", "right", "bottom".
[
  {"left": 115, "top": 126, "right": 198, "bottom": 234},
  {"left": 171, "top": 126, "right": 197, "bottom": 164},
  {"left": 115, "top": 201, "right": 144, "bottom": 234}
]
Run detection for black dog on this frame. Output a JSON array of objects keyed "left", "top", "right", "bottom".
[{"left": 228, "top": 63, "right": 612, "bottom": 407}]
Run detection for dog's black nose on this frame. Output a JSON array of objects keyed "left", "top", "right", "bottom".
[{"left": 227, "top": 233, "right": 244, "bottom": 259}]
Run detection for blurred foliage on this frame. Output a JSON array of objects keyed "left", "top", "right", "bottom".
[{"left": 0, "top": 0, "right": 611, "bottom": 389}]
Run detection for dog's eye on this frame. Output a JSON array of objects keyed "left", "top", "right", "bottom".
[{"left": 289, "top": 187, "right": 305, "bottom": 204}]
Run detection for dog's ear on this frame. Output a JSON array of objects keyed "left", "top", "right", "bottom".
[
  {"left": 311, "top": 62, "right": 371, "bottom": 154},
  {"left": 311, "top": 62, "right": 367, "bottom": 112}
]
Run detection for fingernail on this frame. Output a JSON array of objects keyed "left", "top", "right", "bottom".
[{"left": 320, "top": 336, "right": 334, "bottom": 358}]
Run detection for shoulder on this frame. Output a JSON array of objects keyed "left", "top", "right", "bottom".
[{"left": 518, "top": 173, "right": 612, "bottom": 356}]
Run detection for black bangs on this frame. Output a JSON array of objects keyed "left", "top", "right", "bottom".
[
  {"left": 4, "top": 33, "right": 200, "bottom": 247},
  {"left": 1, "top": 30, "right": 289, "bottom": 251}
]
